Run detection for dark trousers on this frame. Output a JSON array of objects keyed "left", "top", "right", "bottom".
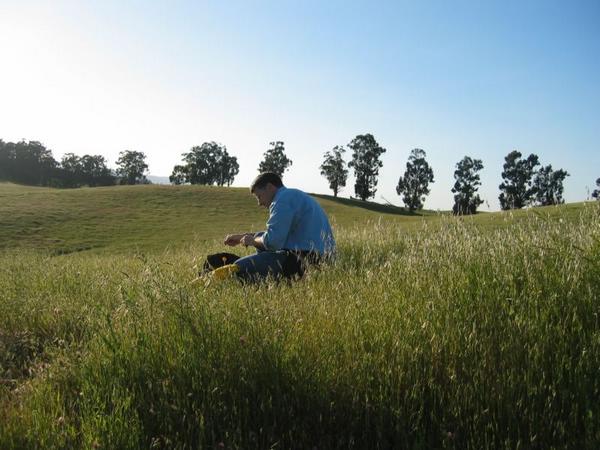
[{"left": 204, "top": 249, "right": 322, "bottom": 282}]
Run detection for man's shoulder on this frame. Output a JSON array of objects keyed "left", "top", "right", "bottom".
[
  {"left": 283, "top": 187, "right": 304, "bottom": 196},
  {"left": 276, "top": 187, "right": 308, "bottom": 201}
]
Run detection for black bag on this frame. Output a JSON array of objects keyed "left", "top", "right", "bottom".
[{"left": 201, "top": 252, "right": 240, "bottom": 275}]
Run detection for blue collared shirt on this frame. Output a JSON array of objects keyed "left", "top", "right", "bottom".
[{"left": 261, "top": 187, "right": 335, "bottom": 254}]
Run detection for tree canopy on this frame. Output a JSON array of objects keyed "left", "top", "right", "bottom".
[
  {"left": 0, "top": 140, "right": 116, "bottom": 188},
  {"left": 258, "top": 141, "right": 292, "bottom": 177},
  {"left": 320, "top": 146, "right": 348, "bottom": 197},
  {"left": 451, "top": 156, "right": 484, "bottom": 215},
  {"left": 396, "top": 148, "right": 434, "bottom": 211},
  {"left": 347, "top": 134, "right": 386, "bottom": 201},
  {"left": 170, "top": 142, "right": 239, "bottom": 186},
  {"left": 60, "top": 153, "right": 115, "bottom": 187},
  {"left": 0, "top": 140, "right": 57, "bottom": 185},
  {"left": 116, "top": 150, "right": 149, "bottom": 185},
  {"left": 498, "top": 150, "right": 540, "bottom": 210},
  {"left": 533, "top": 165, "right": 569, "bottom": 206},
  {"left": 77, "top": 155, "right": 115, "bottom": 187},
  {"left": 0, "top": 136, "right": 583, "bottom": 211}
]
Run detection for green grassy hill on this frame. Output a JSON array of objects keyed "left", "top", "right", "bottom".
[
  {"left": 0, "top": 182, "right": 591, "bottom": 255},
  {"left": 0, "top": 182, "right": 432, "bottom": 254}
]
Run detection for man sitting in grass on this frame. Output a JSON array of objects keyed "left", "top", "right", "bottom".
[{"left": 209, "top": 172, "right": 335, "bottom": 283}]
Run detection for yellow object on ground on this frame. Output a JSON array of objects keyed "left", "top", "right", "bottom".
[{"left": 211, "top": 264, "right": 240, "bottom": 281}]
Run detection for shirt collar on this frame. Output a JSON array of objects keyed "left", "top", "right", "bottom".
[{"left": 273, "top": 186, "right": 286, "bottom": 201}]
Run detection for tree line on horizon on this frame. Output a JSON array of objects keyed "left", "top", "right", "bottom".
[
  {"left": 1, "top": 136, "right": 596, "bottom": 213},
  {"left": 317, "top": 134, "right": 573, "bottom": 213},
  {"left": 0, "top": 139, "right": 149, "bottom": 188}
]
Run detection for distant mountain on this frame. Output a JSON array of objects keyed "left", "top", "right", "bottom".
[{"left": 147, "top": 175, "right": 170, "bottom": 184}]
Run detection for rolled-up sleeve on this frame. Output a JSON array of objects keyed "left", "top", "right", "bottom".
[{"left": 262, "top": 198, "right": 294, "bottom": 251}]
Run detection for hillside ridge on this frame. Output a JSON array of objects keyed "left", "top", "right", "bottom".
[{"left": 0, "top": 183, "right": 429, "bottom": 254}]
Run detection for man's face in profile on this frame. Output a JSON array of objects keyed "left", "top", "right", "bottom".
[{"left": 252, "top": 183, "right": 276, "bottom": 208}]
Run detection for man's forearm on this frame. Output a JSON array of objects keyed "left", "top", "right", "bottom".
[{"left": 225, "top": 232, "right": 256, "bottom": 246}]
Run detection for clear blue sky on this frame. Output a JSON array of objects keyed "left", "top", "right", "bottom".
[{"left": 1, "top": 0, "right": 598, "bottom": 210}]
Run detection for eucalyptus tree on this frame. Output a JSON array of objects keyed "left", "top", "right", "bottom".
[
  {"left": 258, "top": 141, "right": 292, "bottom": 177},
  {"left": 452, "top": 156, "right": 484, "bottom": 214},
  {"left": 171, "top": 142, "right": 239, "bottom": 186},
  {"left": 347, "top": 133, "right": 386, "bottom": 201},
  {"left": 533, "top": 165, "right": 569, "bottom": 206},
  {"left": 396, "top": 148, "right": 434, "bottom": 211},
  {"left": 320, "top": 145, "right": 348, "bottom": 197},
  {"left": 116, "top": 150, "right": 149, "bottom": 185},
  {"left": 498, "top": 150, "right": 539, "bottom": 210}
]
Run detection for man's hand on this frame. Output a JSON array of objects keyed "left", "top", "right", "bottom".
[
  {"left": 241, "top": 234, "right": 255, "bottom": 247},
  {"left": 224, "top": 232, "right": 264, "bottom": 249},
  {"left": 224, "top": 234, "right": 245, "bottom": 246}
]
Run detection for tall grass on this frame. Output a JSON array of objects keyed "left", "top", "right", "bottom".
[{"left": 1, "top": 205, "right": 599, "bottom": 449}]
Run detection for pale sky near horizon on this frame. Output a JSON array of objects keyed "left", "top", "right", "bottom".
[{"left": 1, "top": 0, "right": 598, "bottom": 210}]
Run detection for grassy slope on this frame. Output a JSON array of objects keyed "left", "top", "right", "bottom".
[
  {"left": 0, "top": 183, "right": 265, "bottom": 254},
  {"left": 0, "top": 183, "right": 432, "bottom": 254},
  {"left": 1, "top": 182, "right": 590, "bottom": 255}
]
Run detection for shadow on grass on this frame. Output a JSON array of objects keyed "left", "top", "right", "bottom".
[{"left": 311, "top": 193, "right": 422, "bottom": 216}]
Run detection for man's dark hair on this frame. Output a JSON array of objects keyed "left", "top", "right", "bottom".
[{"left": 250, "top": 172, "right": 283, "bottom": 192}]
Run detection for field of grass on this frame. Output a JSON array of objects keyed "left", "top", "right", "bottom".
[
  {"left": 1, "top": 183, "right": 599, "bottom": 449},
  {"left": 0, "top": 182, "right": 429, "bottom": 255}
]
